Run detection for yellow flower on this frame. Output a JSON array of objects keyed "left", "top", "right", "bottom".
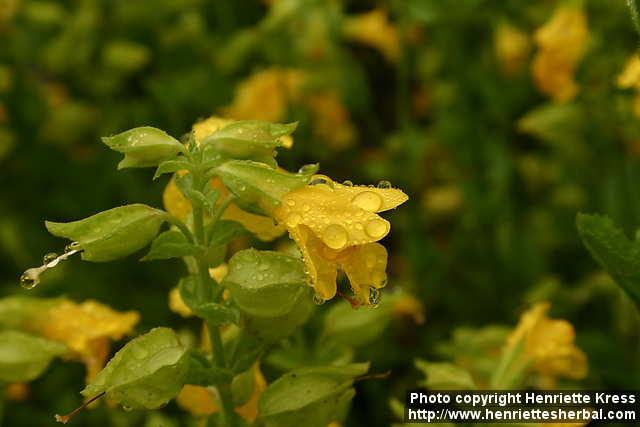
[
  {"left": 343, "top": 9, "right": 400, "bottom": 63},
  {"left": 222, "top": 68, "right": 305, "bottom": 124},
  {"left": 494, "top": 23, "right": 530, "bottom": 76},
  {"left": 532, "top": 6, "right": 588, "bottom": 102},
  {"left": 37, "top": 300, "right": 139, "bottom": 381},
  {"left": 162, "top": 116, "right": 287, "bottom": 241},
  {"left": 422, "top": 185, "right": 463, "bottom": 217},
  {"left": 273, "top": 178, "right": 408, "bottom": 304},
  {"left": 176, "top": 363, "right": 266, "bottom": 422},
  {"left": 616, "top": 55, "right": 640, "bottom": 118},
  {"left": 305, "top": 91, "right": 357, "bottom": 150},
  {"left": 507, "top": 302, "right": 588, "bottom": 381}
]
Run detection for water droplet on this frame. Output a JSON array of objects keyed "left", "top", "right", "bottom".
[
  {"left": 368, "top": 287, "right": 381, "bottom": 307},
  {"left": 302, "top": 204, "right": 310, "bottom": 212},
  {"left": 286, "top": 199, "right": 296, "bottom": 207},
  {"left": 43, "top": 252, "right": 58, "bottom": 264},
  {"left": 258, "top": 263, "right": 269, "bottom": 271},
  {"left": 377, "top": 180, "right": 392, "bottom": 189},
  {"left": 298, "top": 164, "right": 316, "bottom": 174},
  {"left": 131, "top": 346, "right": 148, "bottom": 359},
  {"left": 342, "top": 180, "right": 353, "bottom": 187},
  {"left": 65, "top": 242, "right": 81, "bottom": 253},
  {"left": 313, "top": 294, "right": 326, "bottom": 305},
  {"left": 322, "top": 224, "right": 348, "bottom": 250},
  {"left": 286, "top": 213, "right": 303, "bottom": 227},
  {"left": 365, "top": 219, "right": 389, "bottom": 238},
  {"left": 20, "top": 269, "right": 40, "bottom": 290},
  {"left": 351, "top": 191, "right": 383, "bottom": 212},
  {"left": 309, "top": 174, "right": 334, "bottom": 189}
]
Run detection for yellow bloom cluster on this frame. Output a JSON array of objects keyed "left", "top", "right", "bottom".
[
  {"left": 507, "top": 302, "right": 588, "bottom": 381},
  {"left": 532, "top": 6, "right": 588, "bottom": 102},
  {"left": 163, "top": 116, "right": 286, "bottom": 241},
  {"left": 617, "top": 55, "right": 640, "bottom": 117},
  {"left": 343, "top": 9, "right": 400, "bottom": 63},
  {"left": 220, "top": 68, "right": 357, "bottom": 150},
  {"left": 494, "top": 23, "right": 530, "bottom": 76},
  {"left": 273, "top": 178, "right": 408, "bottom": 304},
  {"left": 35, "top": 299, "right": 139, "bottom": 381}
]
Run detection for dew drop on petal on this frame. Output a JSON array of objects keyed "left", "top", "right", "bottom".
[
  {"left": 286, "top": 199, "right": 296, "bottom": 207},
  {"left": 298, "top": 164, "right": 316, "bottom": 174},
  {"left": 322, "top": 224, "right": 348, "bottom": 249},
  {"left": 365, "top": 219, "right": 389, "bottom": 238},
  {"left": 351, "top": 191, "right": 382, "bottom": 212},
  {"left": 286, "top": 213, "right": 303, "bottom": 227},
  {"left": 309, "top": 174, "right": 334, "bottom": 189},
  {"left": 342, "top": 180, "right": 353, "bottom": 187},
  {"left": 377, "top": 180, "right": 392, "bottom": 189}
]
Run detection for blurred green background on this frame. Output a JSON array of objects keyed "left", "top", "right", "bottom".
[{"left": 1, "top": 0, "right": 639, "bottom": 426}]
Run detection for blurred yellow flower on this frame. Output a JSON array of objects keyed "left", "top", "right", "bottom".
[
  {"left": 617, "top": 55, "right": 640, "bottom": 117},
  {"left": 532, "top": 6, "right": 588, "bottom": 102},
  {"left": 422, "top": 185, "right": 463, "bottom": 217},
  {"left": 163, "top": 116, "right": 287, "bottom": 241},
  {"left": 343, "top": 9, "right": 400, "bottom": 63},
  {"left": 306, "top": 91, "right": 357, "bottom": 150},
  {"left": 507, "top": 302, "right": 588, "bottom": 381},
  {"left": 393, "top": 292, "right": 425, "bottom": 324},
  {"left": 169, "top": 264, "right": 230, "bottom": 318},
  {"left": 494, "top": 23, "right": 530, "bottom": 76},
  {"left": 222, "top": 68, "right": 304, "bottom": 124},
  {"left": 38, "top": 300, "right": 139, "bottom": 381},
  {"left": 176, "top": 363, "right": 266, "bottom": 422},
  {"left": 6, "top": 382, "right": 29, "bottom": 402},
  {"left": 273, "top": 178, "right": 408, "bottom": 304}
]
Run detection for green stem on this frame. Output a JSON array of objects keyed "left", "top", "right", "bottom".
[
  {"left": 190, "top": 168, "right": 234, "bottom": 427},
  {"left": 165, "top": 215, "right": 195, "bottom": 243},
  {"left": 627, "top": 0, "right": 640, "bottom": 42},
  {"left": 205, "top": 194, "right": 236, "bottom": 245}
]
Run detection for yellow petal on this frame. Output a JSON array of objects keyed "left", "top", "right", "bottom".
[
  {"left": 169, "top": 287, "right": 193, "bottom": 318},
  {"left": 305, "top": 91, "right": 356, "bottom": 150},
  {"left": 532, "top": 6, "right": 588, "bottom": 102},
  {"left": 617, "top": 55, "right": 640, "bottom": 89},
  {"left": 393, "top": 292, "right": 426, "bottom": 325},
  {"left": 39, "top": 300, "right": 139, "bottom": 381},
  {"left": 193, "top": 116, "right": 233, "bottom": 143},
  {"left": 343, "top": 9, "right": 400, "bottom": 62},
  {"left": 209, "top": 263, "right": 229, "bottom": 283},
  {"left": 289, "top": 225, "right": 338, "bottom": 300},
  {"left": 163, "top": 176, "right": 191, "bottom": 221},
  {"left": 337, "top": 243, "right": 388, "bottom": 304},
  {"left": 176, "top": 385, "right": 218, "bottom": 416},
  {"left": 494, "top": 23, "right": 530, "bottom": 76},
  {"left": 235, "top": 363, "right": 267, "bottom": 422}
]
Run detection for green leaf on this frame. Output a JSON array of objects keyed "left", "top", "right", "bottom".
[
  {"left": 207, "top": 220, "right": 248, "bottom": 247},
  {"left": 223, "top": 249, "right": 308, "bottom": 318},
  {"left": 0, "top": 296, "right": 63, "bottom": 330},
  {"left": 0, "top": 330, "right": 66, "bottom": 382},
  {"left": 414, "top": 359, "right": 476, "bottom": 390},
  {"left": 258, "top": 363, "right": 369, "bottom": 427},
  {"left": 201, "top": 120, "right": 297, "bottom": 164},
  {"left": 184, "top": 350, "right": 232, "bottom": 386},
  {"left": 141, "top": 230, "right": 201, "bottom": 261},
  {"left": 214, "top": 160, "right": 312, "bottom": 214},
  {"left": 193, "top": 302, "right": 240, "bottom": 326},
  {"left": 576, "top": 213, "right": 640, "bottom": 307},
  {"left": 153, "top": 159, "right": 191, "bottom": 180},
  {"left": 46, "top": 204, "right": 167, "bottom": 262},
  {"left": 187, "top": 189, "right": 210, "bottom": 210},
  {"left": 82, "top": 327, "right": 189, "bottom": 410},
  {"left": 322, "top": 293, "right": 397, "bottom": 348},
  {"left": 178, "top": 276, "right": 210, "bottom": 311},
  {"left": 102, "top": 127, "right": 185, "bottom": 169}
]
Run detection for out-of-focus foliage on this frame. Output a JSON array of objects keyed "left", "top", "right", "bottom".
[{"left": 1, "top": 0, "right": 639, "bottom": 426}]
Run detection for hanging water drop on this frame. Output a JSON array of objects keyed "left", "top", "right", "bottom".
[
  {"left": 20, "top": 269, "right": 40, "bottom": 290},
  {"left": 377, "top": 180, "right": 392, "bottom": 189},
  {"left": 365, "top": 218, "right": 389, "bottom": 238},
  {"left": 368, "top": 287, "right": 381, "bottom": 308},
  {"left": 313, "top": 294, "right": 326, "bottom": 305},
  {"left": 64, "top": 241, "right": 81, "bottom": 253},
  {"left": 43, "top": 252, "right": 59, "bottom": 264}
]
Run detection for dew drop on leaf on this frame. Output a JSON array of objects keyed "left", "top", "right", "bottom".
[
  {"left": 43, "top": 252, "right": 59, "bottom": 264},
  {"left": 64, "top": 241, "right": 81, "bottom": 253},
  {"left": 313, "top": 294, "right": 325, "bottom": 305},
  {"left": 20, "top": 269, "right": 40, "bottom": 290}
]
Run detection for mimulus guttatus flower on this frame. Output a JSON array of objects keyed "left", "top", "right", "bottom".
[
  {"left": 273, "top": 177, "right": 408, "bottom": 305},
  {"left": 494, "top": 23, "right": 530, "bottom": 76},
  {"left": 37, "top": 299, "right": 139, "bottom": 381},
  {"left": 532, "top": 6, "right": 588, "bottom": 102},
  {"left": 507, "top": 302, "right": 587, "bottom": 381}
]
